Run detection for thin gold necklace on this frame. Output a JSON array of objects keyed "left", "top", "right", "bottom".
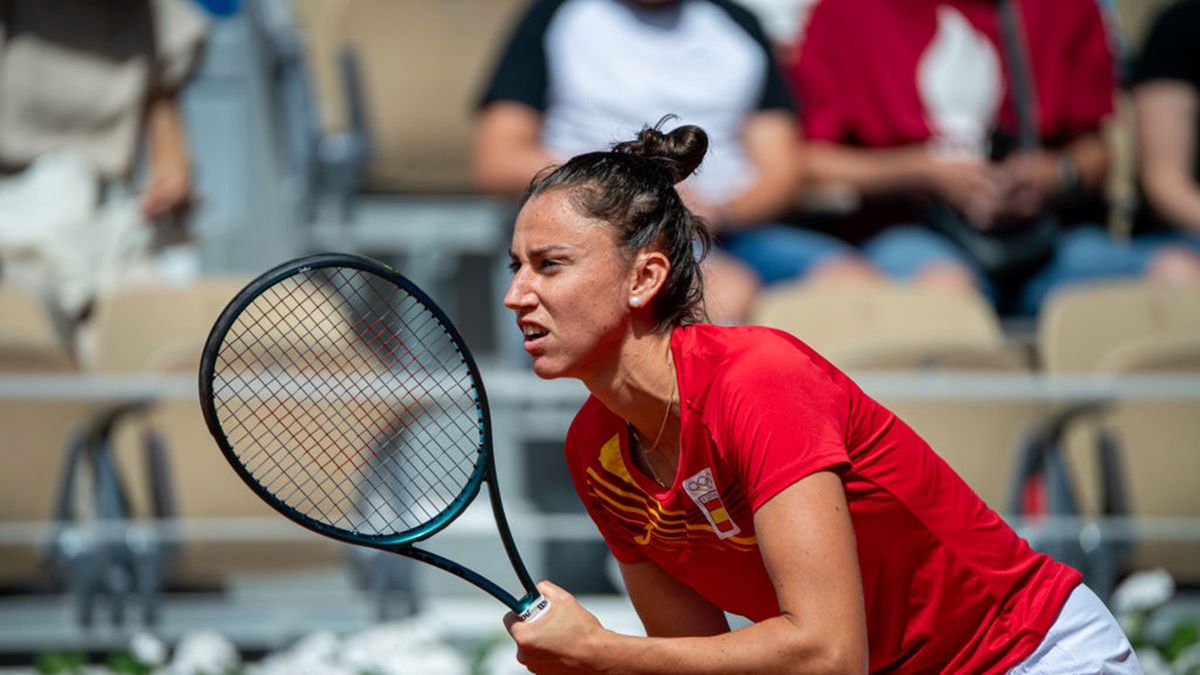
[{"left": 628, "top": 368, "right": 677, "bottom": 488}]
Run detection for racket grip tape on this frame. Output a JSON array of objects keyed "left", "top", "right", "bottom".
[{"left": 519, "top": 594, "right": 551, "bottom": 622}]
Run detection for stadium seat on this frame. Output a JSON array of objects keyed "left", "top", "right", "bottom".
[
  {"left": 0, "top": 285, "right": 90, "bottom": 588},
  {"left": 751, "top": 282, "right": 1042, "bottom": 509},
  {"left": 1111, "top": 0, "right": 1177, "bottom": 54},
  {"left": 0, "top": 284, "right": 73, "bottom": 372},
  {"left": 85, "top": 278, "right": 344, "bottom": 590},
  {"left": 752, "top": 282, "right": 1027, "bottom": 370},
  {"left": 262, "top": 0, "right": 525, "bottom": 352},
  {"left": 1039, "top": 282, "right": 1200, "bottom": 373},
  {"left": 1039, "top": 281, "right": 1200, "bottom": 584},
  {"left": 328, "top": 0, "right": 530, "bottom": 194}
]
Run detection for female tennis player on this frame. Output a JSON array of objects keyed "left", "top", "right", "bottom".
[{"left": 501, "top": 122, "right": 1140, "bottom": 673}]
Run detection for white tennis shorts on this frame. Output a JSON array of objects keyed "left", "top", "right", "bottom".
[{"left": 1008, "top": 584, "right": 1142, "bottom": 674}]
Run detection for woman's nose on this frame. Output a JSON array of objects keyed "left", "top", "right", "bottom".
[{"left": 503, "top": 268, "right": 533, "bottom": 310}]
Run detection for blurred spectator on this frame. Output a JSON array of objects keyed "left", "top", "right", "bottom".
[
  {"left": 731, "top": 0, "right": 817, "bottom": 60},
  {"left": 789, "top": 0, "right": 1145, "bottom": 315},
  {"left": 473, "top": 0, "right": 875, "bottom": 323},
  {"left": 0, "top": 0, "right": 207, "bottom": 326},
  {"left": 1130, "top": 0, "right": 1200, "bottom": 283}
]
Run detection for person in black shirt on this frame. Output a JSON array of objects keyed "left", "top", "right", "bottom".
[{"left": 1130, "top": 0, "right": 1200, "bottom": 282}]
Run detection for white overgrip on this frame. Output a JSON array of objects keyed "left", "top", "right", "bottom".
[{"left": 518, "top": 594, "right": 551, "bottom": 622}]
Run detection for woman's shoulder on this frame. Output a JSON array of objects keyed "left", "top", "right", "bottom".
[
  {"left": 676, "top": 323, "right": 848, "bottom": 393},
  {"left": 677, "top": 323, "right": 827, "bottom": 368}
]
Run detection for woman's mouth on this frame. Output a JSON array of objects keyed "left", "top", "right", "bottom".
[{"left": 521, "top": 324, "right": 549, "bottom": 351}]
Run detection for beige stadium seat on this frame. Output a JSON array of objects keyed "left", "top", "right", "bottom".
[
  {"left": 291, "top": 0, "right": 528, "bottom": 193},
  {"left": 1039, "top": 282, "right": 1200, "bottom": 373},
  {"left": 87, "top": 278, "right": 344, "bottom": 587},
  {"left": 752, "top": 282, "right": 1042, "bottom": 509},
  {"left": 88, "top": 279, "right": 247, "bottom": 374},
  {"left": 1111, "top": 0, "right": 1177, "bottom": 54},
  {"left": 0, "top": 285, "right": 91, "bottom": 586},
  {"left": 1039, "top": 282, "right": 1200, "bottom": 582},
  {"left": 752, "top": 282, "right": 1028, "bottom": 370},
  {"left": 0, "top": 284, "right": 74, "bottom": 372},
  {"left": 276, "top": 0, "right": 525, "bottom": 354},
  {"left": 286, "top": 0, "right": 354, "bottom": 137}
]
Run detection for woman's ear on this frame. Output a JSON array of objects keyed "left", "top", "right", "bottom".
[{"left": 629, "top": 250, "right": 670, "bottom": 308}]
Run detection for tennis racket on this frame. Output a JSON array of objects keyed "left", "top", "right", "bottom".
[{"left": 198, "top": 252, "right": 548, "bottom": 621}]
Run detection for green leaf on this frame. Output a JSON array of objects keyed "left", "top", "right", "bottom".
[
  {"left": 35, "top": 650, "right": 86, "bottom": 674},
  {"left": 1161, "top": 621, "right": 1200, "bottom": 661},
  {"left": 107, "top": 650, "right": 153, "bottom": 675}
]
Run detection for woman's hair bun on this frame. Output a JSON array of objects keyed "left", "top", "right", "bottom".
[{"left": 611, "top": 116, "right": 708, "bottom": 184}]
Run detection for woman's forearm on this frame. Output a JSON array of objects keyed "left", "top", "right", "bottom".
[
  {"left": 1143, "top": 169, "right": 1200, "bottom": 234},
  {"left": 717, "top": 167, "right": 801, "bottom": 230},
  {"left": 804, "top": 142, "right": 939, "bottom": 196},
  {"left": 473, "top": 102, "right": 558, "bottom": 196},
  {"left": 582, "top": 615, "right": 866, "bottom": 675},
  {"left": 474, "top": 141, "right": 559, "bottom": 196},
  {"left": 1135, "top": 81, "right": 1200, "bottom": 233},
  {"left": 715, "top": 112, "right": 803, "bottom": 230},
  {"left": 146, "top": 95, "right": 190, "bottom": 179},
  {"left": 139, "top": 94, "right": 193, "bottom": 217}
]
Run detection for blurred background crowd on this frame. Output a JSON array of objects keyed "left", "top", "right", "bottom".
[{"left": 1, "top": 0, "right": 1199, "bottom": 672}]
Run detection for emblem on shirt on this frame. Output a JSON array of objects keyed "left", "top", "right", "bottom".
[{"left": 683, "top": 468, "right": 741, "bottom": 539}]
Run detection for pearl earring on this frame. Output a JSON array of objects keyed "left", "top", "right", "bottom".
[{"left": 631, "top": 297, "right": 640, "bottom": 306}]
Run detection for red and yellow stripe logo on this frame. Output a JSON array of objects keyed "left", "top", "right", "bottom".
[{"left": 586, "top": 435, "right": 754, "bottom": 550}]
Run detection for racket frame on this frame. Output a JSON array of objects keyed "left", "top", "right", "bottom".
[{"left": 198, "top": 253, "right": 545, "bottom": 618}]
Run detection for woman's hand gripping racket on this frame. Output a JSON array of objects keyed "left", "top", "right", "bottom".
[{"left": 198, "top": 253, "right": 548, "bottom": 621}]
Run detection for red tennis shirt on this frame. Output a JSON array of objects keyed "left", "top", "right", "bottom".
[{"left": 564, "top": 324, "right": 1080, "bottom": 673}]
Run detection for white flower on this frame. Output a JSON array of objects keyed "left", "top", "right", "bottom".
[
  {"left": 130, "top": 632, "right": 167, "bottom": 666},
  {"left": 244, "top": 622, "right": 468, "bottom": 675},
  {"left": 340, "top": 620, "right": 467, "bottom": 675},
  {"left": 286, "top": 630, "right": 340, "bottom": 662},
  {"left": 1113, "top": 569, "right": 1175, "bottom": 616},
  {"left": 249, "top": 630, "right": 341, "bottom": 675},
  {"left": 170, "top": 631, "right": 240, "bottom": 675}
]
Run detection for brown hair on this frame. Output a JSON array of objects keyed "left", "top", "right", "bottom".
[{"left": 522, "top": 118, "right": 711, "bottom": 331}]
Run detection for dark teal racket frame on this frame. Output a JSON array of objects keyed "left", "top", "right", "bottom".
[{"left": 198, "top": 253, "right": 542, "bottom": 616}]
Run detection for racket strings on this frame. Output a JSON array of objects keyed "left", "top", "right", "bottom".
[
  {"left": 218, "top": 282, "right": 396, "bottom": 520},
  {"left": 226, "top": 281, "right": 475, "bottom": 511},
  {"left": 351, "top": 280, "right": 480, "bottom": 437},
  {"left": 335, "top": 276, "right": 481, "bottom": 485},
  {"left": 219, "top": 283, "right": 468, "bottom": 526},
  {"left": 211, "top": 267, "right": 485, "bottom": 536}
]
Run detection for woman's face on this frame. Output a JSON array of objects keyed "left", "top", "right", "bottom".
[{"left": 505, "top": 189, "right": 634, "bottom": 380}]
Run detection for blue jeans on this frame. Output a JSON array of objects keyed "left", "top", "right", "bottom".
[
  {"left": 719, "top": 224, "right": 857, "bottom": 285},
  {"left": 868, "top": 224, "right": 1200, "bottom": 315},
  {"left": 861, "top": 225, "right": 984, "bottom": 280},
  {"left": 1018, "top": 226, "right": 1200, "bottom": 315},
  {"left": 722, "top": 223, "right": 1198, "bottom": 315},
  {"left": 722, "top": 223, "right": 984, "bottom": 286}
]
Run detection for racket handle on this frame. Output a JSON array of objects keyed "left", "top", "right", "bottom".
[{"left": 518, "top": 594, "right": 551, "bottom": 622}]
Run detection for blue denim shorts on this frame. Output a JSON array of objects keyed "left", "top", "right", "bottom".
[
  {"left": 718, "top": 224, "right": 857, "bottom": 285},
  {"left": 1019, "top": 226, "right": 1200, "bottom": 314}
]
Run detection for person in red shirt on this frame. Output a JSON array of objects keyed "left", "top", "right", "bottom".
[
  {"left": 788, "top": 0, "right": 1130, "bottom": 316},
  {"left": 502, "top": 121, "right": 1138, "bottom": 673}
]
